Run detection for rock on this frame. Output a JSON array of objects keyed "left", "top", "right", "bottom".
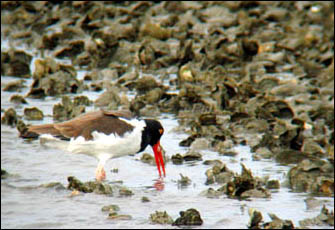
[
  {"left": 299, "top": 205, "right": 334, "bottom": 227},
  {"left": 178, "top": 174, "right": 191, "bottom": 187},
  {"left": 190, "top": 138, "right": 210, "bottom": 151},
  {"left": 1, "top": 169, "right": 9, "bottom": 179},
  {"left": 53, "top": 96, "right": 86, "bottom": 121},
  {"left": 140, "top": 21, "right": 171, "bottom": 40},
  {"left": 101, "top": 204, "right": 120, "bottom": 212},
  {"left": 54, "top": 40, "right": 85, "bottom": 59},
  {"left": 263, "top": 213, "right": 295, "bottom": 229},
  {"left": 288, "top": 159, "right": 334, "bottom": 195},
  {"left": 3, "top": 79, "right": 26, "bottom": 92},
  {"left": 198, "top": 113, "right": 217, "bottom": 126},
  {"left": 27, "top": 58, "right": 82, "bottom": 98},
  {"left": 224, "top": 164, "right": 271, "bottom": 199},
  {"left": 73, "top": 96, "right": 92, "bottom": 106},
  {"left": 171, "top": 153, "right": 184, "bottom": 165},
  {"left": 179, "top": 134, "right": 200, "bottom": 147},
  {"left": 149, "top": 211, "right": 174, "bottom": 225},
  {"left": 200, "top": 187, "right": 223, "bottom": 198},
  {"left": 135, "top": 76, "right": 160, "bottom": 94},
  {"left": 259, "top": 100, "right": 294, "bottom": 120},
  {"left": 172, "top": 208, "right": 203, "bottom": 226},
  {"left": 254, "top": 147, "right": 273, "bottom": 159},
  {"left": 1, "top": 49, "right": 32, "bottom": 78},
  {"left": 9, "top": 95, "right": 28, "bottom": 104},
  {"left": 205, "top": 163, "right": 234, "bottom": 185},
  {"left": 262, "top": 7, "right": 287, "bottom": 21},
  {"left": 248, "top": 208, "right": 263, "bottom": 229},
  {"left": 140, "top": 153, "right": 155, "bottom": 166},
  {"left": 266, "top": 180, "right": 280, "bottom": 189},
  {"left": 67, "top": 176, "right": 113, "bottom": 195},
  {"left": 139, "top": 104, "right": 161, "bottom": 117},
  {"left": 241, "top": 188, "right": 270, "bottom": 198},
  {"left": 1, "top": 108, "right": 18, "bottom": 126},
  {"left": 24, "top": 107, "right": 44, "bottom": 120},
  {"left": 16, "top": 119, "right": 30, "bottom": 138},
  {"left": 40, "top": 182, "right": 66, "bottom": 190},
  {"left": 141, "top": 196, "right": 150, "bottom": 203},
  {"left": 118, "top": 187, "right": 134, "bottom": 197},
  {"left": 182, "top": 150, "right": 202, "bottom": 161},
  {"left": 108, "top": 214, "right": 132, "bottom": 221},
  {"left": 144, "top": 88, "right": 164, "bottom": 104},
  {"left": 94, "top": 87, "right": 121, "bottom": 109}
]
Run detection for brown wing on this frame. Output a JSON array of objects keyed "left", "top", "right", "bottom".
[
  {"left": 22, "top": 110, "right": 135, "bottom": 140},
  {"left": 101, "top": 109, "right": 133, "bottom": 119}
]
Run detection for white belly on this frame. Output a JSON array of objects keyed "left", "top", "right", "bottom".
[{"left": 40, "top": 119, "right": 145, "bottom": 163}]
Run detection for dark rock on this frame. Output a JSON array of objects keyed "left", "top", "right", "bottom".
[
  {"left": 54, "top": 40, "right": 85, "bottom": 59},
  {"left": 1, "top": 169, "right": 9, "bottom": 179},
  {"left": 198, "top": 113, "right": 217, "bottom": 126},
  {"left": 1, "top": 108, "right": 18, "bottom": 126},
  {"left": 224, "top": 164, "right": 271, "bottom": 199},
  {"left": 182, "top": 151, "right": 202, "bottom": 161},
  {"left": 141, "top": 196, "right": 150, "bottom": 203},
  {"left": 67, "top": 176, "right": 113, "bottom": 195},
  {"left": 1, "top": 49, "right": 32, "bottom": 78},
  {"left": 179, "top": 134, "right": 200, "bottom": 147},
  {"left": 24, "top": 107, "right": 44, "bottom": 120},
  {"left": 258, "top": 100, "right": 294, "bottom": 120},
  {"left": 67, "top": 176, "right": 93, "bottom": 193},
  {"left": 266, "top": 180, "right": 280, "bottom": 189},
  {"left": 173, "top": 208, "right": 203, "bottom": 226},
  {"left": 9, "top": 95, "right": 28, "bottom": 104},
  {"left": 171, "top": 153, "right": 184, "bottom": 165}
]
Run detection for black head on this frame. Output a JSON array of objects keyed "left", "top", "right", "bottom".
[{"left": 138, "top": 119, "right": 164, "bottom": 152}]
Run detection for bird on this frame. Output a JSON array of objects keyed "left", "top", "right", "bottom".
[{"left": 20, "top": 110, "right": 166, "bottom": 181}]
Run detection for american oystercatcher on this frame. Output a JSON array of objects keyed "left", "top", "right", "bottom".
[{"left": 20, "top": 110, "right": 165, "bottom": 181}]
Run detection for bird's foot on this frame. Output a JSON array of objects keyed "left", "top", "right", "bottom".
[{"left": 95, "top": 166, "right": 106, "bottom": 181}]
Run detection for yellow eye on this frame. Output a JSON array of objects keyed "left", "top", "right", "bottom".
[{"left": 159, "top": 128, "right": 164, "bottom": 135}]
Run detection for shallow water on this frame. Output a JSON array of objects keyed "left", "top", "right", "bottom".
[{"left": 1, "top": 74, "right": 334, "bottom": 229}]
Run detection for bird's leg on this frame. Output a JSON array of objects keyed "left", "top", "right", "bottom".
[{"left": 95, "top": 163, "right": 106, "bottom": 181}]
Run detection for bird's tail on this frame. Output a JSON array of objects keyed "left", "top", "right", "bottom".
[{"left": 20, "top": 124, "right": 61, "bottom": 138}]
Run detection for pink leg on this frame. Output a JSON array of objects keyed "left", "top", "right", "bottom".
[{"left": 95, "top": 164, "right": 106, "bottom": 181}]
